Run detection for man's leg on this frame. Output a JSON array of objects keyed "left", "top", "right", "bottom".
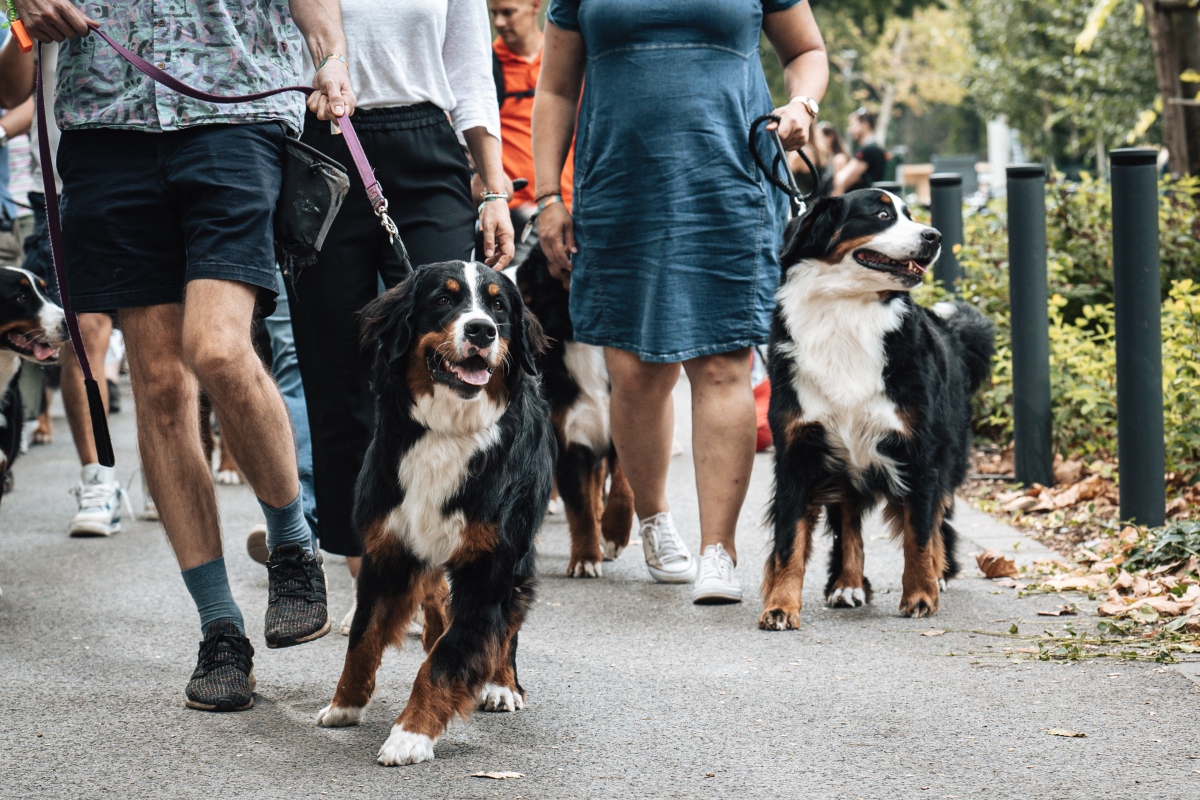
[
  {"left": 122, "top": 303, "right": 253, "bottom": 712},
  {"left": 62, "top": 313, "right": 125, "bottom": 537},
  {"left": 182, "top": 278, "right": 329, "bottom": 648}
]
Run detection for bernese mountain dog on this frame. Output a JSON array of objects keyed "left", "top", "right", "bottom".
[
  {"left": 0, "top": 266, "right": 65, "bottom": 486},
  {"left": 315, "top": 260, "right": 554, "bottom": 766},
  {"left": 759, "top": 190, "right": 994, "bottom": 629},
  {"left": 515, "top": 244, "right": 635, "bottom": 577}
]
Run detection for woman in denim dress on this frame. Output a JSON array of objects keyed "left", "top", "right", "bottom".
[{"left": 533, "top": 0, "right": 827, "bottom": 604}]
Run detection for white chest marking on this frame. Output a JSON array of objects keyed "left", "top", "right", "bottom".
[
  {"left": 777, "top": 262, "right": 908, "bottom": 491},
  {"left": 386, "top": 385, "right": 505, "bottom": 565},
  {"left": 561, "top": 342, "right": 610, "bottom": 452}
]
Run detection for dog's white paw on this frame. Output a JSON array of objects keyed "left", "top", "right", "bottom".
[
  {"left": 569, "top": 560, "right": 602, "bottom": 578},
  {"left": 826, "top": 587, "right": 867, "bottom": 608},
  {"left": 478, "top": 683, "right": 524, "bottom": 712},
  {"left": 938, "top": 577, "right": 947, "bottom": 591},
  {"left": 546, "top": 497, "right": 564, "bottom": 515},
  {"left": 215, "top": 469, "right": 241, "bottom": 485},
  {"left": 602, "top": 540, "right": 625, "bottom": 561},
  {"left": 316, "top": 703, "right": 364, "bottom": 727},
  {"left": 377, "top": 726, "right": 435, "bottom": 766}
]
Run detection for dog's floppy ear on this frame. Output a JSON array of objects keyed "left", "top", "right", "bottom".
[
  {"left": 780, "top": 196, "right": 847, "bottom": 268},
  {"left": 359, "top": 273, "right": 417, "bottom": 368},
  {"left": 509, "top": 299, "right": 548, "bottom": 377}
]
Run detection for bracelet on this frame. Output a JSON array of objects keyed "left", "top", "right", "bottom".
[
  {"left": 535, "top": 193, "right": 563, "bottom": 212},
  {"left": 477, "top": 191, "right": 509, "bottom": 215},
  {"left": 316, "top": 53, "right": 347, "bottom": 71}
]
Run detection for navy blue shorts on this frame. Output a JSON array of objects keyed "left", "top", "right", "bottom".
[{"left": 56, "top": 123, "right": 284, "bottom": 313}]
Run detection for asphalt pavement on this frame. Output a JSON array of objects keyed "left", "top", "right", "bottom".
[{"left": 2, "top": 381, "right": 1198, "bottom": 799}]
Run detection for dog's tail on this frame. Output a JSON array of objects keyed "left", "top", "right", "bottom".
[{"left": 936, "top": 302, "right": 995, "bottom": 394}]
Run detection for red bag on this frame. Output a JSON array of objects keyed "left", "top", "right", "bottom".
[{"left": 754, "top": 372, "right": 772, "bottom": 452}]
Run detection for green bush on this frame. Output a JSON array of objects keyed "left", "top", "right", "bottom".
[{"left": 917, "top": 176, "right": 1200, "bottom": 474}]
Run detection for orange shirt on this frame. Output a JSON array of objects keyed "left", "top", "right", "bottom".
[{"left": 493, "top": 37, "right": 574, "bottom": 210}]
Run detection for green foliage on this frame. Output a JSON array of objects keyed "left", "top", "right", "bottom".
[
  {"left": 1124, "top": 521, "right": 1200, "bottom": 574},
  {"left": 923, "top": 177, "right": 1200, "bottom": 472},
  {"left": 961, "top": 0, "right": 1158, "bottom": 164}
]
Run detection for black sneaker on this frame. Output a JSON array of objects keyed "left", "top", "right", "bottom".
[
  {"left": 185, "top": 620, "right": 255, "bottom": 712},
  {"left": 265, "top": 543, "right": 330, "bottom": 648}
]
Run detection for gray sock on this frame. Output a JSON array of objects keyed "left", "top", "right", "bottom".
[
  {"left": 259, "top": 492, "right": 314, "bottom": 554},
  {"left": 181, "top": 556, "right": 244, "bottom": 633}
]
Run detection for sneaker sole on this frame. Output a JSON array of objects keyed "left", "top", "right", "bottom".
[
  {"left": 185, "top": 671, "right": 256, "bottom": 712},
  {"left": 647, "top": 562, "right": 698, "bottom": 584},
  {"left": 69, "top": 522, "right": 121, "bottom": 537},
  {"left": 266, "top": 616, "right": 331, "bottom": 649},
  {"left": 692, "top": 588, "right": 744, "bottom": 605}
]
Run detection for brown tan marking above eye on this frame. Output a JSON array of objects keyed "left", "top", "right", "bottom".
[
  {"left": 445, "top": 278, "right": 460, "bottom": 292},
  {"left": 487, "top": 283, "right": 500, "bottom": 297},
  {"left": 880, "top": 194, "right": 892, "bottom": 205},
  {"left": 19, "top": 278, "right": 29, "bottom": 287}
]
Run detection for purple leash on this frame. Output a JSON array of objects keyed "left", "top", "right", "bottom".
[{"left": 35, "top": 26, "right": 414, "bottom": 467}]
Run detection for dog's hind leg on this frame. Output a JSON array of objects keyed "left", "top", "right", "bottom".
[
  {"left": 824, "top": 493, "right": 872, "bottom": 608},
  {"left": 936, "top": 494, "right": 960, "bottom": 587},
  {"left": 420, "top": 571, "right": 451, "bottom": 654},
  {"left": 559, "top": 443, "right": 605, "bottom": 577},
  {"left": 600, "top": 451, "right": 634, "bottom": 560}
]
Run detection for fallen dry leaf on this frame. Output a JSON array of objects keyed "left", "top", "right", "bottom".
[
  {"left": 993, "top": 578, "right": 1027, "bottom": 589},
  {"left": 1047, "top": 729, "right": 1086, "bottom": 738},
  {"left": 472, "top": 772, "right": 523, "bottom": 780},
  {"left": 1003, "top": 495, "right": 1039, "bottom": 514},
  {"left": 977, "top": 549, "right": 1019, "bottom": 579},
  {"left": 1037, "top": 605, "right": 1077, "bottom": 617},
  {"left": 921, "top": 629, "right": 947, "bottom": 637},
  {"left": 1054, "top": 458, "right": 1085, "bottom": 486},
  {"left": 1042, "top": 574, "right": 1106, "bottom": 592}
]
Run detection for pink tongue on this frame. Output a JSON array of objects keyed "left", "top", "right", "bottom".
[
  {"left": 910, "top": 261, "right": 927, "bottom": 275},
  {"left": 452, "top": 364, "right": 491, "bottom": 386},
  {"left": 34, "top": 343, "right": 56, "bottom": 361}
]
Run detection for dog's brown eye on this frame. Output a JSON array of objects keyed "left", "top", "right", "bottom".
[
  {"left": 16, "top": 294, "right": 25, "bottom": 304},
  {"left": 877, "top": 210, "right": 890, "bottom": 219},
  {"left": 436, "top": 296, "right": 451, "bottom": 306},
  {"left": 490, "top": 299, "right": 503, "bottom": 311}
]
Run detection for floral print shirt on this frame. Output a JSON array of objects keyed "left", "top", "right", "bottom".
[{"left": 55, "top": 1, "right": 305, "bottom": 133}]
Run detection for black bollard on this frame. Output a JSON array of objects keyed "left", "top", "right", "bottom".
[
  {"left": 1110, "top": 148, "right": 1165, "bottom": 527},
  {"left": 1006, "top": 164, "right": 1054, "bottom": 488},
  {"left": 929, "top": 173, "right": 963, "bottom": 292}
]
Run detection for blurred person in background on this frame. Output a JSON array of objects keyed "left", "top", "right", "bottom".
[
  {"left": 488, "top": 0, "right": 574, "bottom": 263},
  {"left": 832, "top": 107, "right": 885, "bottom": 195}
]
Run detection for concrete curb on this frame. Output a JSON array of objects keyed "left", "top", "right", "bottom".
[{"left": 954, "top": 497, "right": 1065, "bottom": 567}]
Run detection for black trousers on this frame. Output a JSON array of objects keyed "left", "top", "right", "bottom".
[{"left": 287, "top": 105, "right": 475, "bottom": 556}]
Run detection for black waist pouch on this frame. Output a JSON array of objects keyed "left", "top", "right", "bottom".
[{"left": 275, "top": 136, "right": 350, "bottom": 282}]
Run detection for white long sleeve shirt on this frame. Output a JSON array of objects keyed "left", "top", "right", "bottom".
[{"left": 306, "top": 0, "right": 500, "bottom": 141}]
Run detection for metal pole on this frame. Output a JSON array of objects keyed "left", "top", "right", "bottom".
[
  {"left": 1110, "top": 147, "right": 1165, "bottom": 527},
  {"left": 929, "top": 173, "right": 963, "bottom": 292},
  {"left": 1006, "top": 164, "right": 1054, "bottom": 488}
]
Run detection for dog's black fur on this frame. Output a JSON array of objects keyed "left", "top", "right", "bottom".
[
  {"left": 515, "top": 245, "right": 634, "bottom": 577},
  {"left": 317, "top": 260, "right": 554, "bottom": 766},
  {"left": 759, "top": 190, "right": 994, "bottom": 629}
]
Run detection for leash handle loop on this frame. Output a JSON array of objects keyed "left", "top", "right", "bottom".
[{"left": 749, "top": 113, "right": 820, "bottom": 217}]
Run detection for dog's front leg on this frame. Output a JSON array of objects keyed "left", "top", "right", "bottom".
[
  {"left": 759, "top": 471, "right": 820, "bottom": 630},
  {"left": 316, "top": 553, "right": 423, "bottom": 728},
  {"left": 892, "top": 487, "right": 943, "bottom": 618}
]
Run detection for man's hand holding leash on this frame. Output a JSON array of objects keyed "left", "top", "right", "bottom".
[{"left": 10, "top": 0, "right": 95, "bottom": 42}]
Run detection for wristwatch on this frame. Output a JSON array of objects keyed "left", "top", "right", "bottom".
[{"left": 790, "top": 96, "right": 820, "bottom": 118}]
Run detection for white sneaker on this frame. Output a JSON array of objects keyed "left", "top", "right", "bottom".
[
  {"left": 640, "top": 511, "right": 696, "bottom": 583},
  {"left": 691, "top": 544, "right": 743, "bottom": 604},
  {"left": 139, "top": 469, "right": 158, "bottom": 521},
  {"left": 69, "top": 464, "right": 127, "bottom": 537}
]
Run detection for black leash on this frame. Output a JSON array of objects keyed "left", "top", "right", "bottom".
[{"left": 749, "top": 113, "right": 820, "bottom": 217}]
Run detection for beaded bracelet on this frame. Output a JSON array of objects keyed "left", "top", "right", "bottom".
[{"left": 477, "top": 190, "right": 509, "bottom": 215}]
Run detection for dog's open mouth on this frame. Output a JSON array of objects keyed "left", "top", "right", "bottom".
[
  {"left": 2, "top": 331, "right": 58, "bottom": 363},
  {"left": 854, "top": 249, "right": 932, "bottom": 282},
  {"left": 427, "top": 351, "right": 493, "bottom": 389}
]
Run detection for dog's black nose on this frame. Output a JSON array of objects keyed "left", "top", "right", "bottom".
[
  {"left": 464, "top": 319, "right": 497, "bottom": 348},
  {"left": 921, "top": 228, "right": 942, "bottom": 245}
]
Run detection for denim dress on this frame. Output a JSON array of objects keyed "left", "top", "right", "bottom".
[{"left": 547, "top": 0, "right": 798, "bottom": 362}]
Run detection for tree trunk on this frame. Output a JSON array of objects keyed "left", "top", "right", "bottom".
[
  {"left": 1140, "top": 0, "right": 1197, "bottom": 176},
  {"left": 875, "top": 24, "right": 909, "bottom": 148}
]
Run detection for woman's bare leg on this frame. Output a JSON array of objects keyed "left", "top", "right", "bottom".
[
  {"left": 682, "top": 349, "right": 755, "bottom": 565},
  {"left": 604, "top": 348, "right": 679, "bottom": 520}
]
